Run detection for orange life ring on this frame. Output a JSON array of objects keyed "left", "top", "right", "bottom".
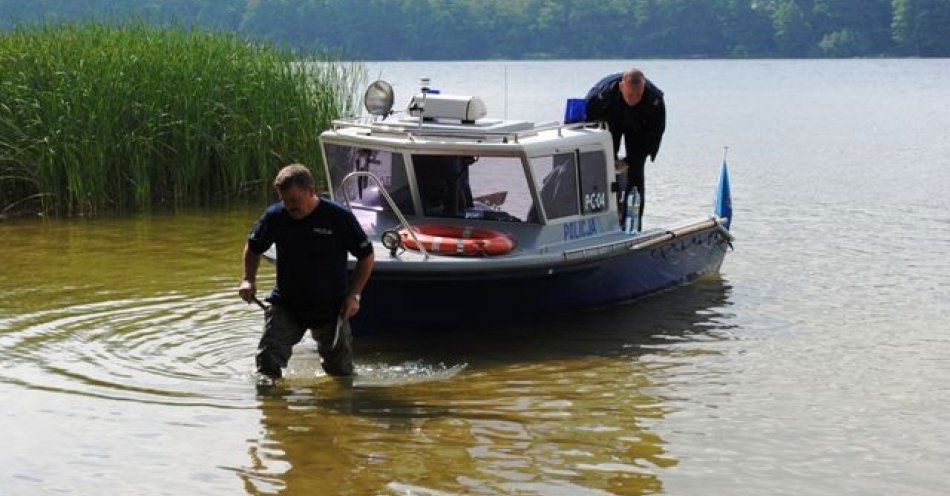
[{"left": 399, "top": 225, "right": 515, "bottom": 256}]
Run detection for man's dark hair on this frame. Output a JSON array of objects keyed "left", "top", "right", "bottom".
[
  {"left": 624, "top": 69, "right": 645, "bottom": 86},
  {"left": 273, "top": 164, "right": 315, "bottom": 190}
]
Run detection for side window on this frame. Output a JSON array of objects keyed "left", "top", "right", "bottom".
[
  {"left": 412, "top": 154, "right": 533, "bottom": 223},
  {"left": 530, "top": 153, "right": 579, "bottom": 220},
  {"left": 324, "top": 144, "right": 414, "bottom": 215},
  {"left": 579, "top": 151, "right": 609, "bottom": 214}
]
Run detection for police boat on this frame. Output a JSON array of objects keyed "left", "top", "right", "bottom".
[{"left": 312, "top": 79, "right": 733, "bottom": 333}]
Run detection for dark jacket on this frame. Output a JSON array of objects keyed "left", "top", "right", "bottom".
[{"left": 585, "top": 73, "right": 666, "bottom": 162}]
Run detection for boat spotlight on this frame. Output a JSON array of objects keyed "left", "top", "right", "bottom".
[
  {"left": 364, "top": 80, "right": 394, "bottom": 117},
  {"left": 381, "top": 229, "right": 402, "bottom": 257}
]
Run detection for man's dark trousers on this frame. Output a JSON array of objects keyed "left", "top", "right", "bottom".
[{"left": 256, "top": 303, "right": 354, "bottom": 378}]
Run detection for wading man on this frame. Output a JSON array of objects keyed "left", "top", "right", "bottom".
[
  {"left": 585, "top": 68, "right": 666, "bottom": 227},
  {"left": 238, "top": 164, "right": 375, "bottom": 384}
]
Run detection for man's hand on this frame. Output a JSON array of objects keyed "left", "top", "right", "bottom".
[
  {"left": 238, "top": 279, "right": 256, "bottom": 303},
  {"left": 341, "top": 294, "right": 360, "bottom": 319}
]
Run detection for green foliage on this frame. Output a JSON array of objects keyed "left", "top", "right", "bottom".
[
  {"left": 892, "top": 0, "right": 950, "bottom": 55},
  {"left": 818, "top": 28, "right": 870, "bottom": 56},
  {"left": 0, "top": 22, "right": 360, "bottom": 215},
  {"left": 769, "top": 0, "right": 816, "bottom": 56},
  {"left": 3, "top": 0, "right": 950, "bottom": 59},
  {"left": 3, "top": 2, "right": 942, "bottom": 215}
]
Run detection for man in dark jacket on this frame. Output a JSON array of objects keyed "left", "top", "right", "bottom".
[{"left": 585, "top": 69, "right": 666, "bottom": 226}]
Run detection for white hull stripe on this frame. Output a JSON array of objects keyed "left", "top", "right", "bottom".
[{"left": 460, "top": 227, "right": 473, "bottom": 254}]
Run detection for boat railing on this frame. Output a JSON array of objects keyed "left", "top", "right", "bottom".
[
  {"left": 330, "top": 117, "right": 604, "bottom": 143},
  {"left": 562, "top": 216, "right": 732, "bottom": 261},
  {"left": 340, "top": 171, "right": 430, "bottom": 260}
]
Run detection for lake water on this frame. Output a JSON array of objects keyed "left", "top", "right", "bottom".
[{"left": 2, "top": 59, "right": 949, "bottom": 495}]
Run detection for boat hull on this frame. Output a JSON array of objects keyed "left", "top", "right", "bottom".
[{"left": 350, "top": 227, "right": 729, "bottom": 334}]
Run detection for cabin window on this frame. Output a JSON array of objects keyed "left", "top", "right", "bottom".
[
  {"left": 529, "top": 153, "right": 579, "bottom": 220},
  {"left": 578, "top": 151, "right": 609, "bottom": 214},
  {"left": 411, "top": 154, "right": 534, "bottom": 222},
  {"left": 324, "top": 144, "right": 414, "bottom": 215}
]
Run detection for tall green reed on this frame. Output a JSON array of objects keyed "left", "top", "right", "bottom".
[{"left": 0, "top": 22, "right": 362, "bottom": 215}]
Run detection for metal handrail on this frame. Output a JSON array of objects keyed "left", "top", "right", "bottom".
[
  {"left": 339, "top": 171, "right": 429, "bottom": 260},
  {"left": 626, "top": 216, "right": 733, "bottom": 252},
  {"left": 561, "top": 216, "right": 732, "bottom": 260},
  {"left": 330, "top": 117, "right": 602, "bottom": 141}
]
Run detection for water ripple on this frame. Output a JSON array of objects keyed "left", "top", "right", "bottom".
[{"left": 0, "top": 286, "right": 261, "bottom": 407}]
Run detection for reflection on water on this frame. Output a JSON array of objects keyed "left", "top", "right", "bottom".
[
  {"left": 236, "top": 279, "right": 732, "bottom": 495},
  {"left": 0, "top": 209, "right": 265, "bottom": 407},
  {"left": 1, "top": 204, "right": 735, "bottom": 495}
]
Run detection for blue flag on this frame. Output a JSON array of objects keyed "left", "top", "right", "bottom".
[{"left": 714, "top": 159, "right": 732, "bottom": 230}]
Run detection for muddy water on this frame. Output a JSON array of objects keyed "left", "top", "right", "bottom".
[
  {"left": 1, "top": 208, "right": 733, "bottom": 495},
  {"left": 3, "top": 59, "right": 950, "bottom": 495}
]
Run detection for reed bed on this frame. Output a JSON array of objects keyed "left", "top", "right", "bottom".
[{"left": 0, "top": 22, "right": 362, "bottom": 215}]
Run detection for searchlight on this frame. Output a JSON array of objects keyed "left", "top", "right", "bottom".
[{"left": 364, "top": 80, "right": 395, "bottom": 117}]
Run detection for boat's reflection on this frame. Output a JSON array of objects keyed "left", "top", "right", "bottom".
[
  {"left": 356, "top": 275, "right": 735, "bottom": 365},
  {"left": 239, "top": 276, "right": 733, "bottom": 495}
]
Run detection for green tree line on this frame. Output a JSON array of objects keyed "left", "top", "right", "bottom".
[{"left": 1, "top": 0, "right": 948, "bottom": 58}]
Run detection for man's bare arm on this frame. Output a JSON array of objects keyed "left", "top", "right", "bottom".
[
  {"left": 342, "top": 253, "right": 375, "bottom": 318},
  {"left": 239, "top": 243, "right": 262, "bottom": 303},
  {"left": 349, "top": 253, "right": 374, "bottom": 297}
]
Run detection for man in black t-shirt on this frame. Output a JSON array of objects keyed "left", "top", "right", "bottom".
[
  {"left": 585, "top": 68, "right": 666, "bottom": 227},
  {"left": 239, "top": 164, "right": 375, "bottom": 382}
]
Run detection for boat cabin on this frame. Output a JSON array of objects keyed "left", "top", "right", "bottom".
[{"left": 319, "top": 82, "right": 623, "bottom": 253}]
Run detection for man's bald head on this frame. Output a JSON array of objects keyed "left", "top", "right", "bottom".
[{"left": 620, "top": 69, "right": 646, "bottom": 106}]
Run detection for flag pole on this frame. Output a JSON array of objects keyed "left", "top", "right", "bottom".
[{"left": 715, "top": 146, "right": 733, "bottom": 230}]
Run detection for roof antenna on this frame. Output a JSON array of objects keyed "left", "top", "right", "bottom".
[
  {"left": 418, "top": 77, "right": 430, "bottom": 129},
  {"left": 504, "top": 65, "right": 508, "bottom": 121}
]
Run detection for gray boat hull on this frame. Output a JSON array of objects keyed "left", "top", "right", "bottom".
[{"left": 351, "top": 225, "right": 729, "bottom": 334}]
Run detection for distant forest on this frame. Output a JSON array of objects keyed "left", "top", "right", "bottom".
[{"left": 1, "top": 0, "right": 948, "bottom": 58}]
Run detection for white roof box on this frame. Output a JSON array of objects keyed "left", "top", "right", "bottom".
[{"left": 408, "top": 93, "right": 487, "bottom": 122}]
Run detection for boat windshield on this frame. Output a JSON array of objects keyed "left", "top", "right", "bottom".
[
  {"left": 324, "top": 144, "right": 415, "bottom": 215},
  {"left": 411, "top": 154, "right": 535, "bottom": 223}
]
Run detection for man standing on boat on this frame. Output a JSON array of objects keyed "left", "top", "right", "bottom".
[
  {"left": 238, "top": 164, "right": 375, "bottom": 384},
  {"left": 585, "top": 68, "right": 666, "bottom": 226}
]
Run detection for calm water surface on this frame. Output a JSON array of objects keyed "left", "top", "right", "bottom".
[{"left": 2, "top": 59, "right": 949, "bottom": 495}]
